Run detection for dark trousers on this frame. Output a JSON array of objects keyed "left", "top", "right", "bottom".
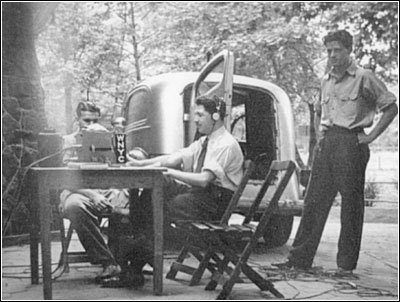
[
  {"left": 289, "top": 126, "right": 370, "bottom": 270},
  {"left": 125, "top": 176, "right": 233, "bottom": 270}
]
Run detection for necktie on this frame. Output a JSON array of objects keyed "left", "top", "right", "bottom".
[{"left": 195, "top": 137, "right": 208, "bottom": 173}]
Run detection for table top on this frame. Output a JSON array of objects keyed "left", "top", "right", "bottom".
[
  {"left": 31, "top": 164, "right": 167, "bottom": 172},
  {"left": 30, "top": 165, "right": 167, "bottom": 189}
]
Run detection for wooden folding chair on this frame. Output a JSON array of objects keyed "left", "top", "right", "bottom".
[
  {"left": 166, "top": 156, "right": 258, "bottom": 284},
  {"left": 167, "top": 160, "right": 296, "bottom": 299}
]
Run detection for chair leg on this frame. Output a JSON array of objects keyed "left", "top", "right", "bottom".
[
  {"left": 205, "top": 254, "right": 230, "bottom": 291},
  {"left": 216, "top": 242, "right": 284, "bottom": 299},
  {"left": 241, "top": 264, "right": 284, "bottom": 298},
  {"left": 216, "top": 259, "right": 243, "bottom": 300},
  {"left": 167, "top": 237, "right": 218, "bottom": 285},
  {"left": 189, "top": 247, "right": 214, "bottom": 286},
  {"left": 191, "top": 249, "right": 219, "bottom": 273},
  {"left": 166, "top": 244, "right": 190, "bottom": 279},
  {"left": 52, "top": 219, "right": 72, "bottom": 279}
]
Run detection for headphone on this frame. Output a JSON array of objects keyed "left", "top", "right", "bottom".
[{"left": 212, "top": 96, "right": 222, "bottom": 121}]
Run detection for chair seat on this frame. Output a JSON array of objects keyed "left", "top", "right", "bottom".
[{"left": 181, "top": 221, "right": 256, "bottom": 237}]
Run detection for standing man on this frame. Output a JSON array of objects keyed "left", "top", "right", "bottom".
[
  {"left": 59, "top": 101, "right": 125, "bottom": 282},
  {"left": 274, "top": 30, "right": 398, "bottom": 274},
  {"left": 100, "top": 95, "right": 244, "bottom": 288}
]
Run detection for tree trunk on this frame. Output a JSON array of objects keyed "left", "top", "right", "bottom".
[
  {"left": 129, "top": 2, "right": 141, "bottom": 82},
  {"left": 2, "top": 2, "right": 48, "bottom": 235},
  {"left": 65, "top": 85, "right": 74, "bottom": 134}
]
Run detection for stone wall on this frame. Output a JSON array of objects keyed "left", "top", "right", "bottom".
[{"left": 2, "top": 3, "right": 48, "bottom": 235}]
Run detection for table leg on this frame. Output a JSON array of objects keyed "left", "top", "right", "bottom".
[
  {"left": 29, "top": 177, "right": 39, "bottom": 285},
  {"left": 152, "top": 174, "right": 164, "bottom": 295},
  {"left": 38, "top": 180, "right": 53, "bottom": 300}
]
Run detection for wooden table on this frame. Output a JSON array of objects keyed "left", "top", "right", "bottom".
[{"left": 29, "top": 166, "right": 166, "bottom": 300}]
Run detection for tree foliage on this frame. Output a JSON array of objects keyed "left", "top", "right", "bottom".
[
  {"left": 36, "top": 1, "right": 397, "bottom": 138},
  {"left": 37, "top": 2, "right": 143, "bottom": 133},
  {"left": 299, "top": 2, "right": 398, "bottom": 82}
]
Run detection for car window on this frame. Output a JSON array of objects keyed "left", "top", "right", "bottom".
[
  {"left": 198, "top": 60, "right": 225, "bottom": 96},
  {"left": 124, "top": 87, "right": 151, "bottom": 150},
  {"left": 231, "top": 104, "right": 246, "bottom": 141}
]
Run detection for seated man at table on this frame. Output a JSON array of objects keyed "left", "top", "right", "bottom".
[
  {"left": 59, "top": 101, "right": 128, "bottom": 282},
  {"left": 100, "top": 95, "right": 244, "bottom": 288}
]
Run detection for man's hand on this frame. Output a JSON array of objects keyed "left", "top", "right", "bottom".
[
  {"left": 128, "top": 149, "right": 148, "bottom": 160},
  {"left": 125, "top": 154, "right": 140, "bottom": 166},
  {"left": 357, "top": 132, "right": 373, "bottom": 145},
  {"left": 357, "top": 103, "right": 398, "bottom": 145},
  {"left": 92, "top": 194, "right": 113, "bottom": 212},
  {"left": 84, "top": 123, "right": 109, "bottom": 133},
  {"left": 163, "top": 168, "right": 172, "bottom": 177},
  {"left": 125, "top": 149, "right": 148, "bottom": 166},
  {"left": 58, "top": 200, "right": 66, "bottom": 214}
]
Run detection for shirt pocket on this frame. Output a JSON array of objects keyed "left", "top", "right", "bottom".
[
  {"left": 339, "top": 90, "right": 359, "bottom": 102},
  {"left": 337, "top": 90, "right": 359, "bottom": 119}
]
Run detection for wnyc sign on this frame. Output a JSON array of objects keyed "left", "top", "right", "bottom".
[{"left": 114, "top": 134, "right": 126, "bottom": 163}]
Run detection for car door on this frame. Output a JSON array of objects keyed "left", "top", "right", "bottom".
[{"left": 189, "top": 50, "right": 234, "bottom": 141}]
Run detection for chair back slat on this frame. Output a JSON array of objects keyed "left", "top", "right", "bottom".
[
  {"left": 251, "top": 160, "right": 296, "bottom": 242},
  {"left": 243, "top": 160, "right": 295, "bottom": 224}
]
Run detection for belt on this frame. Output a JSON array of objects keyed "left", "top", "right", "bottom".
[
  {"left": 216, "top": 186, "right": 234, "bottom": 195},
  {"left": 328, "top": 125, "right": 363, "bottom": 134},
  {"left": 191, "top": 184, "right": 233, "bottom": 196}
]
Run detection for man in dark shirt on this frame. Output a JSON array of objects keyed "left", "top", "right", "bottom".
[{"left": 273, "top": 30, "right": 398, "bottom": 275}]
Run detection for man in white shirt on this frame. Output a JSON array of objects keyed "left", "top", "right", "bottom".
[
  {"left": 101, "top": 95, "right": 244, "bottom": 288},
  {"left": 59, "top": 102, "right": 126, "bottom": 282}
]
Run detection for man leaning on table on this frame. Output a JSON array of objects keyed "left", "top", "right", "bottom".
[{"left": 59, "top": 101, "right": 128, "bottom": 282}]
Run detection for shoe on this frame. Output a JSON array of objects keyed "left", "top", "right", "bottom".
[
  {"left": 118, "top": 234, "right": 150, "bottom": 258},
  {"left": 94, "top": 264, "right": 121, "bottom": 283},
  {"left": 271, "top": 259, "right": 310, "bottom": 270},
  {"left": 335, "top": 267, "right": 354, "bottom": 277},
  {"left": 271, "top": 260, "right": 295, "bottom": 269},
  {"left": 101, "top": 271, "right": 145, "bottom": 288}
]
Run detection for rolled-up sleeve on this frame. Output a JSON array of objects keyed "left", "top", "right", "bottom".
[
  {"left": 202, "top": 159, "right": 224, "bottom": 184},
  {"left": 202, "top": 144, "right": 243, "bottom": 191},
  {"left": 363, "top": 70, "right": 397, "bottom": 111}
]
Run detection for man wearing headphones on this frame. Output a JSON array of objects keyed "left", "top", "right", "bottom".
[{"left": 100, "top": 95, "right": 244, "bottom": 288}]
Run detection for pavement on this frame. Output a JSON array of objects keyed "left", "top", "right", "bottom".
[{"left": 2, "top": 208, "right": 398, "bottom": 300}]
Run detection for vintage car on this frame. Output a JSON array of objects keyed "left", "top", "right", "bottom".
[{"left": 119, "top": 50, "right": 303, "bottom": 247}]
